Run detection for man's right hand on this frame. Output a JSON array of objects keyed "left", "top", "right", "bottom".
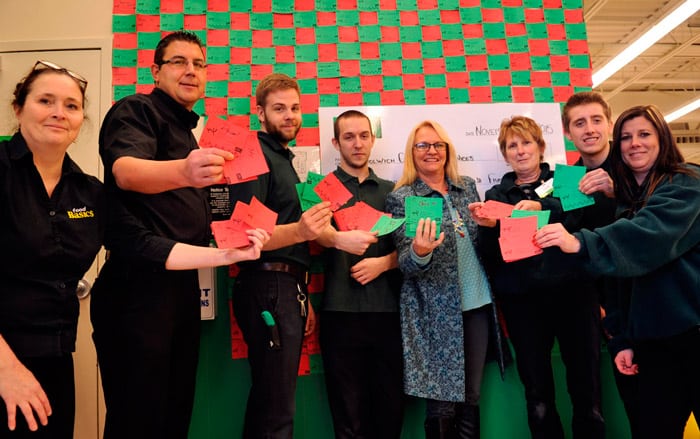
[
  {"left": 182, "top": 147, "right": 234, "bottom": 188},
  {"left": 296, "top": 202, "right": 332, "bottom": 242},
  {"left": 333, "top": 230, "right": 378, "bottom": 256},
  {"left": 579, "top": 168, "right": 614, "bottom": 198}
]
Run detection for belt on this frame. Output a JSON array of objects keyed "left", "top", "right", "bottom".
[{"left": 242, "top": 261, "right": 309, "bottom": 284}]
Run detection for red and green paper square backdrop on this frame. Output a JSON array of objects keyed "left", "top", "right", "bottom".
[
  {"left": 112, "top": 0, "right": 592, "bottom": 149},
  {"left": 111, "top": 0, "right": 592, "bottom": 370}
]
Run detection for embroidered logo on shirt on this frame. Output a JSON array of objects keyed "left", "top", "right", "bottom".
[{"left": 67, "top": 206, "right": 95, "bottom": 219}]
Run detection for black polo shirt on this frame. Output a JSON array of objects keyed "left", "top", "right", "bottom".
[
  {"left": 0, "top": 133, "right": 104, "bottom": 357},
  {"left": 99, "top": 88, "right": 210, "bottom": 266},
  {"left": 229, "top": 131, "right": 309, "bottom": 268},
  {"left": 322, "top": 167, "right": 401, "bottom": 312}
]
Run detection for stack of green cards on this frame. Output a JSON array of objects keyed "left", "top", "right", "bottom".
[
  {"left": 511, "top": 209, "right": 550, "bottom": 228},
  {"left": 296, "top": 171, "right": 324, "bottom": 211},
  {"left": 404, "top": 196, "right": 443, "bottom": 238},
  {"left": 554, "top": 164, "right": 595, "bottom": 211}
]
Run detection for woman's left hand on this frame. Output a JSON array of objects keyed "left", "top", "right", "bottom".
[
  {"left": 513, "top": 200, "right": 542, "bottom": 211},
  {"left": 534, "top": 223, "right": 581, "bottom": 253},
  {"left": 614, "top": 349, "right": 639, "bottom": 376},
  {"left": 412, "top": 218, "right": 445, "bottom": 257},
  {"left": 468, "top": 202, "right": 497, "bottom": 227}
]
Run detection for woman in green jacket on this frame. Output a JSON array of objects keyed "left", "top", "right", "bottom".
[{"left": 536, "top": 104, "right": 700, "bottom": 439}]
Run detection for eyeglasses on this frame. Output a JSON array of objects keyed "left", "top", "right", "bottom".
[
  {"left": 32, "top": 60, "right": 88, "bottom": 92},
  {"left": 414, "top": 141, "right": 448, "bottom": 151},
  {"left": 159, "top": 56, "right": 207, "bottom": 71}
]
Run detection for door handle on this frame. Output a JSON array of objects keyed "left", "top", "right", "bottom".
[{"left": 76, "top": 278, "right": 92, "bottom": 299}]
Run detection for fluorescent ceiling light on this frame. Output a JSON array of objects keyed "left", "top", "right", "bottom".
[
  {"left": 666, "top": 97, "right": 700, "bottom": 123},
  {"left": 592, "top": 0, "right": 700, "bottom": 88}
]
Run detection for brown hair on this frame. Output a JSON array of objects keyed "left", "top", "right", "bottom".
[
  {"left": 561, "top": 91, "right": 612, "bottom": 132},
  {"left": 611, "top": 104, "right": 696, "bottom": 208},
  {"left": 333, "top": 110, "right": 372, "bottom": 139},
  {"left": 255, "top": 73, "right": 300, "bottom": 108},
  {"left": 12, "top": 63, "right": 87, "bottom": 111},
  {"left": 497, "top": 115, "right": 545, "bottom": 160}
]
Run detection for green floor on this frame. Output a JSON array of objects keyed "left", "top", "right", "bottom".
[{"left": 189, "top": 269, "right": 632, "bottom": 438}]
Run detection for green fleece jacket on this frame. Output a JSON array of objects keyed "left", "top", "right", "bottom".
[{"left": 576, "top": 165, "right": 700, "bottom": 353}]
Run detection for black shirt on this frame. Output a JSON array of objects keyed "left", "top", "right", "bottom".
[
  {"left": 99, "top": 88, "right": 210, "bottom": 266},
  {"left": 322, "top": 167, "right": 401, "bottom": 312},
  {"left": 479, "top": 163, "right": 563, "bottom": 295},
  {"left": 0, "top": 133, "right": 104, "bottom": 357},
  {"left": 228, "top": 131, "right": 309, "bottom": 268}
]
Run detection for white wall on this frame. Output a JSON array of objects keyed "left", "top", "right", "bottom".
[{"left": 0, "top": 1, "right": 111, "bottom": 42}]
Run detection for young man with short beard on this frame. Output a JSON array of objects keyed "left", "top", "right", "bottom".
[{"left": 228, "top": 73, "right": 332, "bottom": 438}]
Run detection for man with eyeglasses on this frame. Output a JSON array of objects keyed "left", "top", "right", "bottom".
[{"left": 91, "top": 31, "right": 234, "bottom": 439}]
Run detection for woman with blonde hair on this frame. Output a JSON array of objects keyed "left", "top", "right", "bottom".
[{"left": 387, "top": 120, "right": 501, "bottom": 438}]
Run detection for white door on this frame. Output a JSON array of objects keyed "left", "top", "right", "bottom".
[{"left": 0, "top": 49, "right": 105, "bottom": 439}]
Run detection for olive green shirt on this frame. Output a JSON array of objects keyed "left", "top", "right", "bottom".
[{"left": 321, "top": 167, "right": 401, "bottom": 312}]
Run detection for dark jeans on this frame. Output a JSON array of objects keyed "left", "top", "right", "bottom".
[
  {"left": 91, "top": 263, "right": 201, "bottom": 439},
  {"left": 233, "top": 269, "right": 307, "bottom": 439},
  {"left": 425, "top": 305, "right": 490, "bottom": 413},
  {"left": 634, "top": 326, "right": 700, "bottom": 439},
  {"left": 320, "top": 311, "right": 404, "bottom": 439},
  {"left": 0, "top": 355, "right": 74, "bottom": 439},
  {"left": 500, "top": 286, "right": 605, "bottom": 439}
]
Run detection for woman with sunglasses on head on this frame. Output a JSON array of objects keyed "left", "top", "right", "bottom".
[
  {"left": 0, "top": 61, "right": 97, "bottom": 438},
  {"left": 0, "top": 61, "right": 268, "bottom": 438},
  {"left": 386, "top": 120, "right": 503, "bottom": 438},
  {"left": 536, "top": 105, "right": 700, "bottom": 438},
  {"left": 469, "top": 115, "right": 605, "bottom": 439}
]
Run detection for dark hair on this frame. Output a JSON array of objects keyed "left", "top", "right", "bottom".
[
  {"left": 562, "top": 91, "right": 612, "bottom": 131},
  {"left": 154, "top": 31, "right": 204, "bottom": 65},
  {"left": 12, "top": 64, "right": 87, "bottom": 112},
  {"left": 333, "top": 110, "right": 372, "bottom": 140},
  {"left": 611, "top": 104, "right": 696, "bottom": 209},
  {"left": 255, "top": 73, "right": 300, "bottom": 108},
  {"left": 497, "top": 115, "right": 545, "bottom": 160}
]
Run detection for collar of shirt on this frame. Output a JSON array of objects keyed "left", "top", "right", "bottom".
[
  {"left": 258, "top": 131, "right": 295, "bottom": 160},
  {"left": 333, "top": 165, "right": 382, "bottom": 186},
  {"left": 412, "top": 175, "right": 467, "bottom": 197},
  {"left": 8, "top": 132, "right": 82, "bottom": 177},
  {"left": 150, "top": 87, "right": 200, "bottom": 130}
]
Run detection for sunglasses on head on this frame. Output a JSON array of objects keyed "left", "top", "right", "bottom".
[{"left": 32, "top": 60, "right": 88, "bottom": 92}]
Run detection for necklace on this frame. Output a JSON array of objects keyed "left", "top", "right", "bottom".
[{"left": 444, "top": 193, "right": 466, "bottom": 238}]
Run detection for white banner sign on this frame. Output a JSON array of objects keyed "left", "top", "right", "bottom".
[{"left": 318, "top": 103, "right": 567, "bottom": 198}]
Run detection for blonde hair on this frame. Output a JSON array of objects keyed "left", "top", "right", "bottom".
[{"left": 394, "top": 120, "right": 460, "bottom": 189}]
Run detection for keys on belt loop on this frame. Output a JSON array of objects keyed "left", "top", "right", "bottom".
[{"left": 296, "top": 283, "right": 307, "bottom": 317}]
